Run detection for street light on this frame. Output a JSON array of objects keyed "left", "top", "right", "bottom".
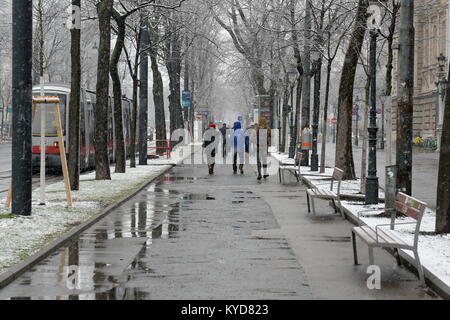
[
  {"left": 436, "top": 53, "right": 448, "bottom": 152},
  {"left": 287, "top": 64, "right": 298, "bottom": 158},
  {"left": 365, "top": 0, "right": 384, "bottom": 205},
  {"left": 310, "top": 49, "right": 321, "bottom": 171}
]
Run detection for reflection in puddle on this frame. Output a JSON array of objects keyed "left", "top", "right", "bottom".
[
  {"left": 2, "top": 172, "right": 273, "bottom": 301},
  {"left": 1, "top": 172, "right": 192, "bottom": 300}
]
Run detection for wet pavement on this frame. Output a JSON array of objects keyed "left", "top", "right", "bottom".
[
  {"left": 0, "top": 163, "right": 313, "bottom": 300},
  {"left": 0, "top": 153, "right": 440, "bottom": 300}
]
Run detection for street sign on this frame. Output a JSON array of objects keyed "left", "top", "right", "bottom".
[
  {"left": 182, "top": 90, "right": 191, "bottom": 108},
  {"left": 327, "top": 118, "right": 337, "bottom": 124}
]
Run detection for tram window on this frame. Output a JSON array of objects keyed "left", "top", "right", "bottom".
[{"left": 32, "top": 94, "right": 67, "bottom": 136}]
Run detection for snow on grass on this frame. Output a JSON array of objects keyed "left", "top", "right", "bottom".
[{"left": 0, "top": 162, "right": 173, "bottom": 274}]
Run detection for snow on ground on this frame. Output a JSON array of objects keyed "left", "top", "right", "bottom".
[
  {"left": 0, "top": 161, "right": 173, "bottom": 274},
  {"left": 271, "top": 152, "right": 385, "bottom": 198},
  {"left": 272, "top": 151, "right": 450, "bottom": 289},
  {"left": 342, "top": 201, "right": 450, "bottom": 288}
]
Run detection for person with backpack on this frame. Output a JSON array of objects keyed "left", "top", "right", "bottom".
[
  {"left": 219, "top": 123, "right": 228, "bottom": 158},
  {"left": 231, "top": 121, "right": 249, "bottom": 175}
]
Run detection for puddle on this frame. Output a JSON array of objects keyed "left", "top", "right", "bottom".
[{"left": 182, "top": 194, "right": 216, "bottom": 201}]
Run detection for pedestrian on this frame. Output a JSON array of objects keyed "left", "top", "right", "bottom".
[
  {"left": 220, "top": 123, "right": 228, "bottom": 158},
  {"left": 203, "top": 123, "right": 218, "bottom": 175},
  {"left": 231, "top": 121, "right": 248, "bottom": 175},
  {"left": 256, "top": 119, "right": 271, "bottom": 180}
]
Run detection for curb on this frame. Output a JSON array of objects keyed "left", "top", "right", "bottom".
[
  {"left": 272, "top": 154, "right": 449, "bottom": 300},
  {"left": 0, "top": 165, "right": 175, "bottom": 290},
  {"left": 0, "top": 144, "right": 203, "bottom": 290}
]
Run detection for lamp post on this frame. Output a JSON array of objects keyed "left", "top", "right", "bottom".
[
  {"left": 287, "top": 64, "right": 298, "bottom": 158},
  {"left": 379, "top": 93, "right": 386, "bottom": 150},
  {"left": 310, "top": 50, "right": 321, "bottom": 171},
  {"left": 365, "top": 1, "right": 382, "bottom": 205},
  {"left": 436, "top": 53, "right": 448, "bottom": 152},
  {"left": 353, "top": 98, "right": 360, "bottom": 147}
]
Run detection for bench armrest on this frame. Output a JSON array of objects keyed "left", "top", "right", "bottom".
[{"left": 375, "top": 222, "right": 417, "bottom": 243}]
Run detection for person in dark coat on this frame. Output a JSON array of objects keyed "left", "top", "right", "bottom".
[
  {"left": 231, "top": 121, "right": 249, "bottom": 174},
  {"left": 220, "top": 123, "right": 228, "bottom": 158},
  {"left": 203, "top": 123, "right": 218, "bottom": 175}
]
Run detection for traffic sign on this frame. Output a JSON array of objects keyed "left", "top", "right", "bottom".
[{"left": 182, "top": 90, "right": 191, "bottom": 108}]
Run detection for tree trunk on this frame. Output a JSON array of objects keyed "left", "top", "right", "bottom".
[
  {"left": 149, "top": 21, "right": 167, "bottom": 155},
  {"left": 436, "top": 66, "right": 450, "bottom": 234},
  {"left": 94, "top": 0, "right": 113, "bottom": 180},
  {"left": 396, "top": 0, "right": 415, "bottom": 195},
  {"left": 301, "top": 0, "right": 312, "bottom": 166},
  {"left": 130, "top": 76, "right": 138, "bottom": 168},
  {"left": 360, "top": 80, "right": 370, "bottom": 193},
  {"left": 335, "top": 0, "right": 368, "bottom": 180},
  {"left": 281, "top": 83, "right": 290, "bottom": 152},
  {"left": 139, "top": 23, "right": 149, "bottom": 166},
  {"left": 68, "top": 0, "right": 81, "bottom": 190},
  {"left": 320, "top": 63, "right": 332, "bottom": 173},
  {"left": 110, "top": 11, "right": 126, "bottom": 173}
]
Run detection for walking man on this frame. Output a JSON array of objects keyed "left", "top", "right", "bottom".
[{"left": 231, "top": 121, "right": 248, "bottom": 175}]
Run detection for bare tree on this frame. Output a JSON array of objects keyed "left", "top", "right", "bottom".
[
  {"left": 69, "top": 0, "right": 82, "bottom": 190},
  {"left": 335, "top": 0, "right": 369, "bottom": 180},
  {"left": 94, "top": 0, "right": 114, "bottom": 180}
]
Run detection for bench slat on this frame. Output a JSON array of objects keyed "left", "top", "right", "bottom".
[
  {"left": 354, "top": 226, "right": 409, "bottom": 247},
  {"left": 394, "top": 202, "right": 421, "bottom": 220}
]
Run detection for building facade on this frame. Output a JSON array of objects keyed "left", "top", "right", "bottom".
[{"left": 392, "top": 0, "right": 450, "bottom": 138}]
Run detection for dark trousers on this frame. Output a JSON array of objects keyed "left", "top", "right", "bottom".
[{"left": 233, "top": 152, "right": 244, "bottom": 172}]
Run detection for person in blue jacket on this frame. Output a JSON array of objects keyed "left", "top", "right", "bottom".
[{"left": 231, "top": 121, "right": 249, "bottom": 174}]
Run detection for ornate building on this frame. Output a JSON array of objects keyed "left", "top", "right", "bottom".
[{"left": 392, "top": 0, "right": 450, "bottom": 138}]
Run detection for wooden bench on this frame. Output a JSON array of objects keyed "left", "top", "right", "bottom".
[
  {"left": 278, "top": 152, "right": 302, "bottom": 184},
  {"left": 306, "top": 167, "right": 345, "bottom": 218},
  {"left": 351, "top": 193, "right": 427, "bottom": 285}
]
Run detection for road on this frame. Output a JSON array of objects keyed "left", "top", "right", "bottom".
[
  {"left": 0, "top": 144, "right": 12, "bottom": 194},
  {"left": 0, "top": 143, "right": 62, "bottom": 198},
  {"left": 0, "top": 150, "right": 439, "bottom": 300}
]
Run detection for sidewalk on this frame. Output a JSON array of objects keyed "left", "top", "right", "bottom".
[
  {"left": 271, "top": 152, "right": 449, "bottom": 299},
  {"left": 0, "top": 143, "right": 201, "bottom": 278},
  {"left": 321, "top": 142, "right": 439, "bottom": 208}
]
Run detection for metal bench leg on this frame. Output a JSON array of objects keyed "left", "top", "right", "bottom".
[
  {"left": 306, "top": 193, "right": 311, "bottom": 213},
  {"left": 310, "top": 196, "right": 317, "bottom": 216},
  {"left": 352, "top": 231, "right": 359, "bottom": 265},
  {"left": 368, "top": 246, "right": 375, "bottom": 266},
  {"left": 332, "top": 199, "right": 338, "bottom": 214},
  {"left": 394, "top": 249, "right": 402, "bottom": 267},
  {"left": 279, "top": 168, "right": 282, "bottom": 184},
  {"left": 414, "top": 250, "right": 426, "bottom": 287}
]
